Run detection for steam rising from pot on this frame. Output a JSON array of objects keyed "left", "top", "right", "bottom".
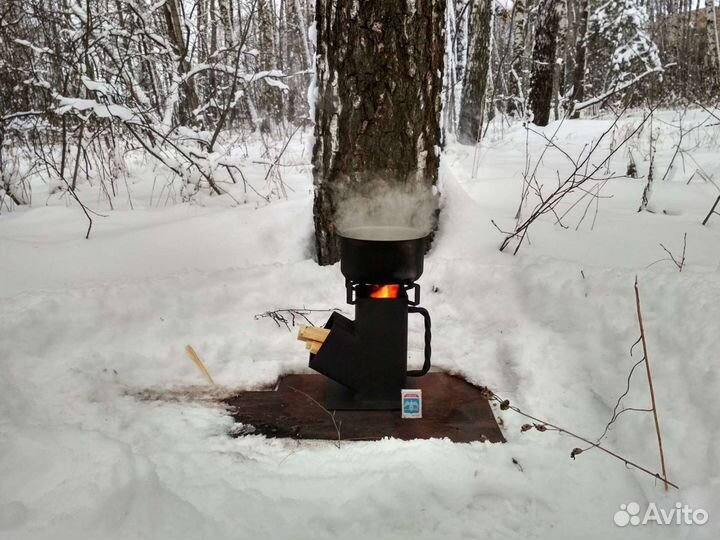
[{"left": 334, "top": 178, "right": 437, "bottom": 239}]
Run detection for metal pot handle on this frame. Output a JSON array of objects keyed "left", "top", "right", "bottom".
[{"left": 407, "top": 306, "right": 431, "bottom": 377}]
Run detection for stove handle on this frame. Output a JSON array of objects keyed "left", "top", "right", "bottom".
[{"left": 407, "top": 306, "right": 431, "bottom": 377}]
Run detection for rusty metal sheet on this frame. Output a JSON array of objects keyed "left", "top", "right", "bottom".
[{"left": 223, "top": 373, "right": 505, "bottom": 443}]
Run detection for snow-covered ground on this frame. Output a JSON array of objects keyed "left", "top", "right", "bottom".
[{"left": 1, "top": 111, "right": 719, "bottom": 539}]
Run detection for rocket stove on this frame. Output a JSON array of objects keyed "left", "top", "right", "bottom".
[
  {"left": 309, "top": 226, "right": 432, "bottom": 410},
  {"left": 222, "top": 225, "right": 505, "bottom": 443}
]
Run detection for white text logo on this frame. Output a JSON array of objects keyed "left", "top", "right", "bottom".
[{"left": 614, "top": 502, "right": 709, "bottom": 527}]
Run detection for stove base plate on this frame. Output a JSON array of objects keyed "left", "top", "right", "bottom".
[{"left": 222, "top": 372, "right": 505, "bottom": 443}]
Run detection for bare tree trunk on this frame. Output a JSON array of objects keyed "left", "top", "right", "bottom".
[
  {"left": 564, "top": 0, "right": 577, "bottom": 93},
  {"left": 509, "top": 0, "right": 535, "bottom": 115},
  {"left": 312, "top": 0, "right": 446, "bottom": 265},
  {"left": 457, "top": 0, "right": 493, "bottom": 144},
  {"left": 711, "top": 1, "right": 720, "bottom": 69},
  {"left": 293, "top": 0, "right": 313, "bottom": 67},
  {"left": 442, "top": 0, "right": 457, "bottom": 135},
  {"left": 569, "top": 0, "right": 588, "bottom": 118},
  {"left": 529, "top": 0, "right": 561, "bottom": 126},
  {"left": 164, "top": 0, "right": 199, "bottom": 124},
  {"left": 286, "top": 0, "right": 313, "bottom": 121},
  {"left": 196, "top": 0, "right": 209, "bottom": 125},
  {"left": 209, "top": 0, "right": 218, "bottom": 51},
  {"left": 257, "top": 0, "right": 282, "bottom": 129},
  {"left": 218, "top": 0, "right": 234, "bottom": 46},
  {"left": 552, "top": 1, "right": 568, "bottom": 120}
]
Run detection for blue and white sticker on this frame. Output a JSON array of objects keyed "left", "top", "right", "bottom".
[{"left": 401, "top": 389, "right": 422, "bottom": 419}]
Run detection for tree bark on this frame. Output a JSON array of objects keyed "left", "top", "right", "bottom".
[
  {"left": 509, "top": 0, "right": 535, "bottom": 114},
  {"left": 563, "top": 0, "right": 577, "bottom": 95},
  {"left": 551, "top": 1, "right": 568, "bottom": 121},
  {"left": 528, "top": 0, "right": 561, "bottom": 126},
  {"left": 312, "top": 0, "right": 446, "bottom": 265},
  {"left": 257, "top": 0, "right": 282, "bottom": 128},
  {"left": 457, "top": 0, "right": 493, "bottom": 144},
  {"left": 164, "top": 0, "right": 199, "bottom": 124},
  {"left": 217, "top": 0, "right": 235, "bottom": 46},
  {"left": 285, "top": 0, "right": 313, "bottom": 121},
  {"left": 569, "top": 0, "right": 588, "bottom": 118},
  {"left": 711, "top": 1, "right": 720, "bottom": 71}
]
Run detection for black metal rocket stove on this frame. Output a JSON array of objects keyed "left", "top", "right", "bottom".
[{"left": 309, "top": 226, "right": 432, "bottom": 410}]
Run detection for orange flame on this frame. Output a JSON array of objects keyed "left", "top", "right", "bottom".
[{"left": 369, "top": 284, "right": 400, "bottom": 299}]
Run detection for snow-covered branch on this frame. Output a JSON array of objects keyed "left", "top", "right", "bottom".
[{"left": 572, "top": 64, "right": 667, "bottom": 113}]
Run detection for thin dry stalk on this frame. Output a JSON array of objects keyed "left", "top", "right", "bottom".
[
  {"left": 288, "top": 386, "right": 341, "bottom": 447},
  {"left": 658, "top": 233, "right": 687, "bottom": 272},
  {"left": 254, "top": 308, "right": 340, "bottom": 331},
  {"left": 501, "top": 106, "right": 653, "bottom": 254},
  {"left": 702, "top": 195, "right": 720, "bottom": 226},
  {"left": 647, "top": 233, "right": 687, "bottom": 271},
  {"left": 634, "top": 277, "right": 669, "bottom": 491},
  {"left": 489, "top": 389, "right": 678, "bottom": 489}
]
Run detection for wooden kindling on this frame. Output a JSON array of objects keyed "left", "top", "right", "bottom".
[{"left": 297, "top": 325, "right": 330, "bottom": 354}]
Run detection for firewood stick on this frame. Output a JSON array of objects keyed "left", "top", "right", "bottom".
[
  {"left": 297, "top": 325, "right": 330, "bottom": 343},
  {"left": 307, "top": 341, "right": 322, "bottom": 354},
  {"left": 185, "top": 345, "right": 215, "bottom": 385}
]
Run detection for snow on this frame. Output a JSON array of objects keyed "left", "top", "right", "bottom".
[
  {"left": 82, "top": 76, "right": 121, "bottom": 98},
  {"left": 12, "top": 39, "right": 52, "bottom": 55},
  {"left": 56, "top": 97, "right": 139, "bottom": 123},
  {"left": 1, "top": 112, "right": 719, "bottom": 539},
  {"left": 306, "top": 64, "right": 319, "bottom": 153},
  {"left": 183, "top": 65, "right": 287, "bottom": 87},
  {"left": 264, "top": 77, "right": 289, "bottom": 91},
  {"left": 588, "top": 0, "right": 662, "bottom": 90},
  {"left": 307, "top": 22, "right": 317, "bottom": 48}
]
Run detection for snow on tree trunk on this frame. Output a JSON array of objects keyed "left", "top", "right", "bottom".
[
  {"left": 528, "top": 0, "right": 561, "bottom": 126},
  {"left": 457, "top": 0, "right": 493, "bottom": 144},
  {"left": 312, "top": 0, "right": 446, "bottom": 265}
]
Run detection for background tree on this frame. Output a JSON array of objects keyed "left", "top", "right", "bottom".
[
  {"left": 569, "top": 0, "right": 589, "bottom": 117},
  {"left": 509, "top": 0, "right": 536, "bottom": 116},
  {"left": 585, "top": 0, "right": 663, "bottom": 109},
  {"left": 255, "top": 0, "right": 283, "bottom": 131},
  {"left": 312, "top": 0, "right": 446, "bottom": 265},
  {"left": 528, "top": 0, "right": 562, "bottom": 126},
  {"left": 457, "top": 0, "right": 494, "bottom": 144},
  {"left": 442, "top": 0, "right": 470, "bottom": 136}
]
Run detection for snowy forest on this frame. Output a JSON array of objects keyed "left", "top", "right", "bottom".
[
  {"left": 1, "top": 1, "right": 719, "bottom": 539},
  {"left": 3, "top": 0, "right": 720, "bottom": 218}
]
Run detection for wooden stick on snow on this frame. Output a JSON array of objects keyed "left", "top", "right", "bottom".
[{"left": 185, "top": 345, "right": 215, "bottom": 385}]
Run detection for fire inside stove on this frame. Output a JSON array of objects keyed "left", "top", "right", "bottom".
[
  {"left": 368, "top": 284, "right": 400, "bottom": 299},
  {"left": 308, "top": 226, "right": 432, "bottom": 410}
]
